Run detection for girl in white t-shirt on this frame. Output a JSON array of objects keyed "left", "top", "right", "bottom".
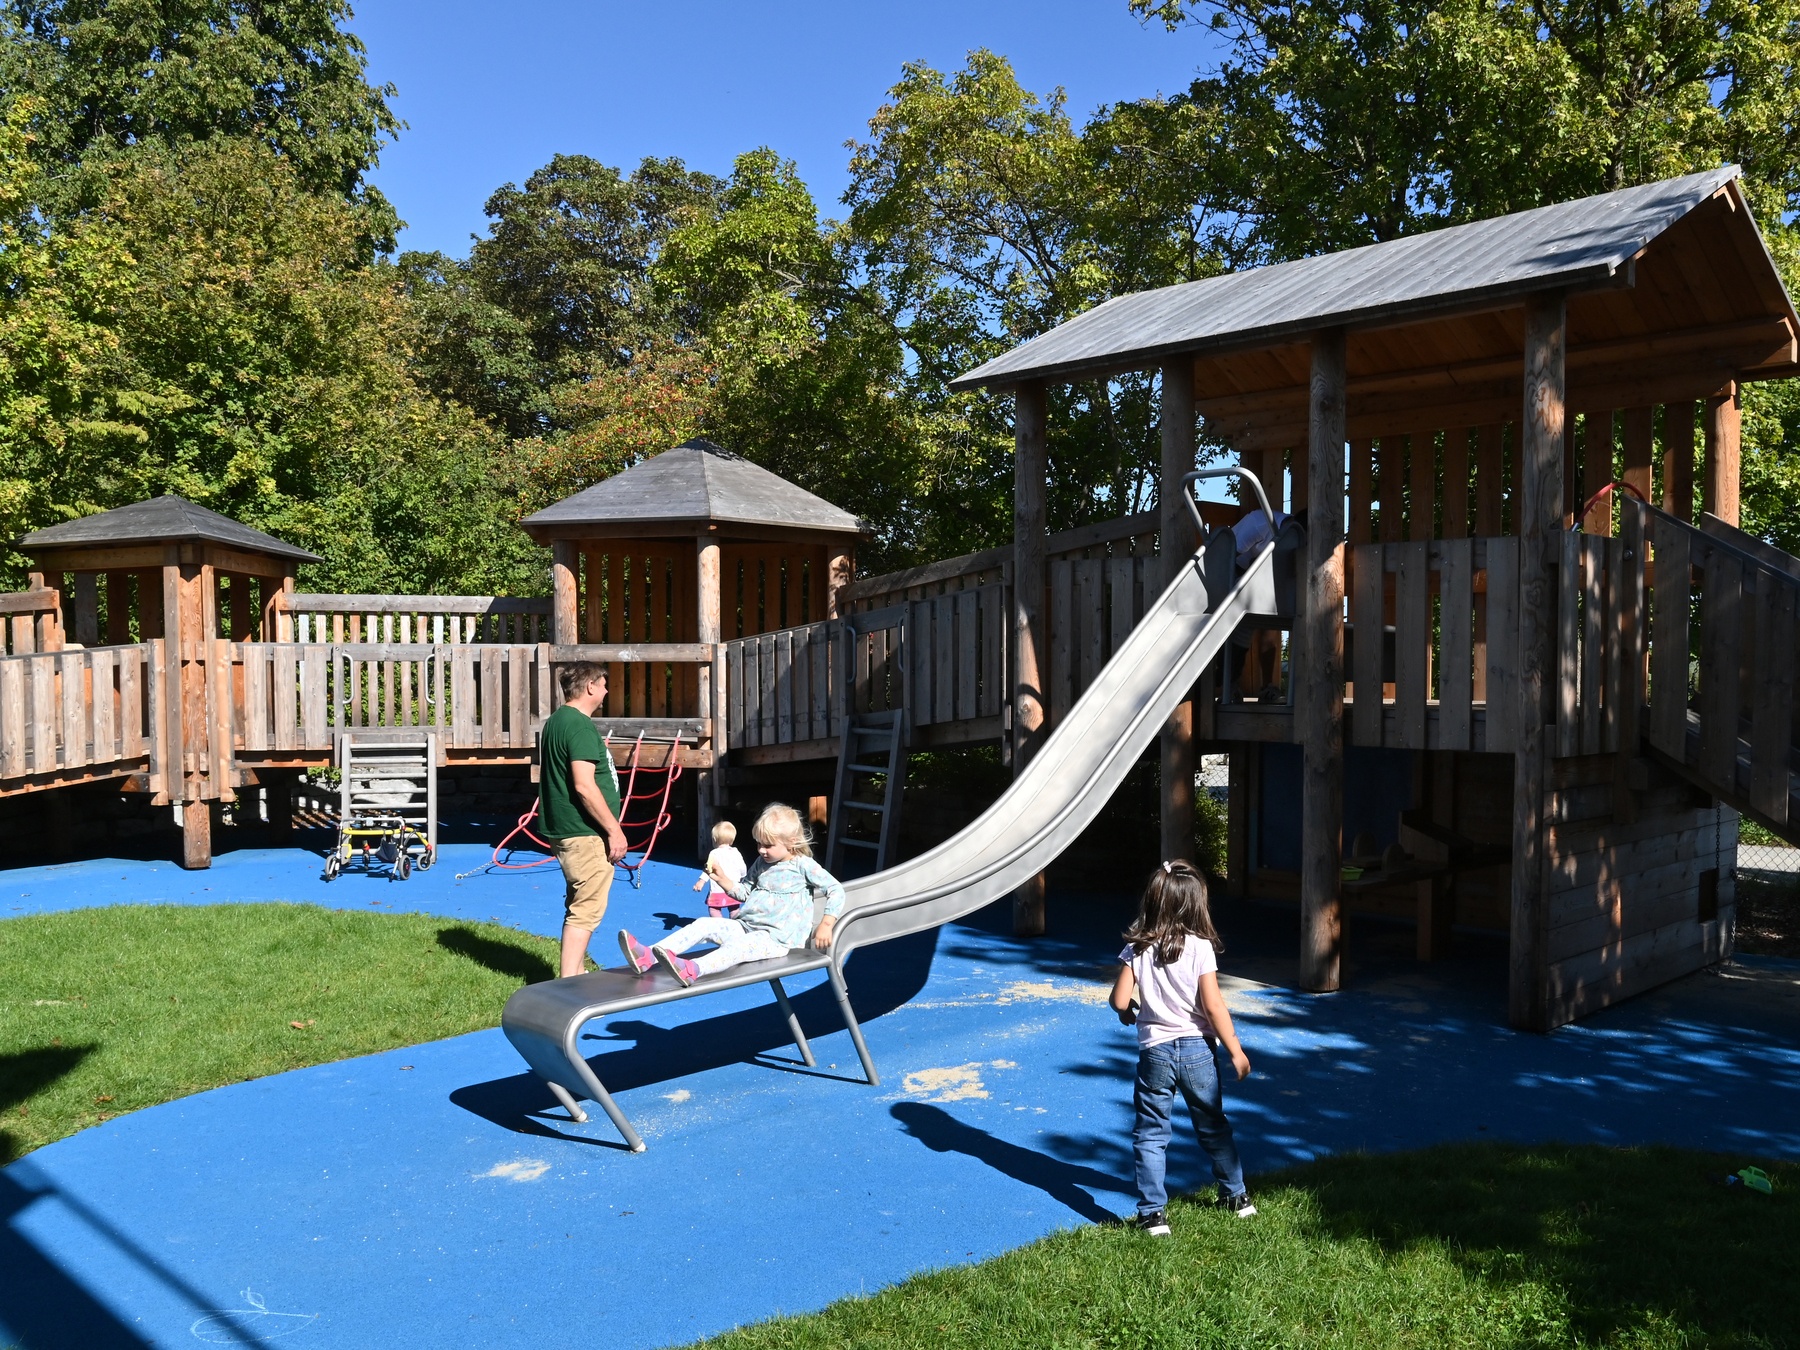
[
  {"left": 693, "top": 821, "right": 748, "bottom": 917},
  {"left": 1109, "top": 860, "right": 1254, "bottom": 1235}
]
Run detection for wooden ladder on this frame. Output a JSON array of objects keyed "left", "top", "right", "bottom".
[{"left": 825, "top": 709, "right": 908, "bottom": 876}]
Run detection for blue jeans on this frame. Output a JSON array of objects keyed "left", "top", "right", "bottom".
[{"left": 1132, "top": 1035, "right": 1246, "bottom": 1215}]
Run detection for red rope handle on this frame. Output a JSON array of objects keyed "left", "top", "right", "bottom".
[{"left": 1572, "top": 479, "right": 1649, "bottom": 530}]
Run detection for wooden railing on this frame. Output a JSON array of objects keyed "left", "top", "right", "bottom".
[
  {"left": 1344, "top": 536, "right": 1522, "bottom": 752},
  {"left": 1, "top": 587, "right": 64, "bottom": 656},
  {"left": 1635, "top": 500, "right": 1800, "bottom": 831},
  {"left": 0, "top": 641, "right": 160, "bottom": 791},
  {"left": 281, "top": 594, "right": 552, "bottom": 645}
]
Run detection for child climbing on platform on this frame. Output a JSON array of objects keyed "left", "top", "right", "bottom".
[
  {"left": 1110, "top": 860, "right": 1255, "bottom": 1236},
  {"left": 693, "top": 819, "right": 747, "bottom": 917},
  {"left": 619, "top": 803, "right": 844, "bottom": 986}
]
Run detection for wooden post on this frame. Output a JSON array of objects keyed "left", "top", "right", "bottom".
[
  {"left": 180, "top": 797, "right": 212, "bottom": 869},
  {"left": 277, "top": 573, "right": 295, "bottom": 642},
  {"left": 1012, "top": 380, "right": 1049, "bottom": 935},
  {"left": 552, "top": 539, "right": 580, "bottom": 645},
  {"left": 1662, "top": 401, "right": 1696, "bottom": 522},
  {"left": 105, "top": 571, "right": 132, "bottom": 644},
  {"left": 1621, "top": 407, "right": 1654, "bottom": 507},
  {"left": 1299, "top": 328, "right": 1347, "bottom": 992},
  {"left": 1511, "top": 291, "right": 1566, "bottom": 1032},
  {"left": 1703, "top": 385, "right": 1741, "bottom": 527},
  {"left": 73, "top": 572, "right": 99, "bottom": 646},
  {"left": 696, "top": 533, "right": 723, "bottom": 850},
  {"left": 1581, "top": 411, "right": 1615, "bottom": 535},
  {"left": 1160, "top": 361, "right": 1198, "bottom": 865}
]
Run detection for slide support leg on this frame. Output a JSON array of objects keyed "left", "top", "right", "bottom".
[
  {"left": 545, "top": 1081, "right": 589, "bottom": 1124},
  {"left": 768, "top": 977, "right": 816, "bottom": 1067},
  {"left": 561, "top": 1038, "right": 647, "bottom": 1153},
  {"left": 827, "top": 961, "right": 880, "bottom": 1087}
]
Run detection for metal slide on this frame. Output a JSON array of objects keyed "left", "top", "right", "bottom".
[
  {"left": 831, "top": 469, "right": 1298, "bottom": 960},
  {"left": 501, "top": 470, "right": 1297, "bottom": 1150}
]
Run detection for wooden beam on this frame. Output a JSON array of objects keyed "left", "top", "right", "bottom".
[
  {"left": 1511, "top": 290, "right": 1566, "bottom": 1033},
  {"left": 1662, "top": 400, "right": 1696, "bottom": 522},
  {"left": 551, "top": 540, "right": 579, "bottom": 645},
  {"left": 1703, "top": 385, "right": 1742, "bottom": 527},
  {"left": 1299, "top": 329, "right": 1347, "bottom": 993},
  {"left": 1581, "top": 409, "right": 1615, "bottom": 535},
  {"left": 1013, "top": 380, "right": 1049, "bottom": 936},
  {"left": 1160, "top": 361, "right": 1199, "bottom": 866}
]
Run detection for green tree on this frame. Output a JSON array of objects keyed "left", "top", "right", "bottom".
[{"left": 1, "top": 0, "right": 400, "bottom": 241}]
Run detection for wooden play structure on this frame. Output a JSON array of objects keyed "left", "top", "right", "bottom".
[{"left": 4, "top": 169, "right": 1799, "bottom": 1030}]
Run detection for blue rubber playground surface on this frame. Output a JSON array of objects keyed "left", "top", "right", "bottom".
[{"left": 4, "top": 844, "right": 1799, "bottom": 1348}]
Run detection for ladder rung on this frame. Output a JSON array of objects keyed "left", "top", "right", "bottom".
[
  {"left": 847, "top": 762, "right": 888, "bottom": 774},
  {"left": 837, "top": 838, "right": 880, "bottom": 849},
  {"left": 843, "top": 800, "right": 886, "bottom": 813}
]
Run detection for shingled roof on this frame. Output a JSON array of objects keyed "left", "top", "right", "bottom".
[
  {"left": 16, "top": 494, "right": 321, "bottom": 562},
  {"left": 952, "top": 166, "right": 1798, "bottom": 393},
  {"left": 522, "top": 439, "right": 865, "bottom": 539}
]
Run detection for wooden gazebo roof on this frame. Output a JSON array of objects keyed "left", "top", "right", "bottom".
[
  {"left": 522, "top": 439, "right": 866, "bottom": 544},
  {"left": 17, "top": 494, "right": 320, "bottom": 565},
  {"left": 953, "top": 166, "right": 1800, "bottom": 451}
]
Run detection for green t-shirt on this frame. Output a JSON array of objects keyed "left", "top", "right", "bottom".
[{"left": 538, "top": 704, "right": 621, "bottom": 839}]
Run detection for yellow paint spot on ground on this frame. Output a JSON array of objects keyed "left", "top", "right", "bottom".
[
  {"left": 479, "top": 1159, "right": 550, "bottom": 1182},
  {"left": 900, "top": 1059, "right": 1019, "bottom": 1103}
]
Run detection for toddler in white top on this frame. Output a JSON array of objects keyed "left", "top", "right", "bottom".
[
  {"left": 694, "top": 820, "right": 747, "bottom": 917},
  {"left": 1109, "top": 860, "right": 1254, "bottom": 1235}
]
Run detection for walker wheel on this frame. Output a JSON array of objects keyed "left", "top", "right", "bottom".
[
  {"left": 417, "top": 846, "right": 435, "bottom": 871},
  {"left": 396, "top": 853, "right": 412, "bottom": 881},
  {"left": 323, "top": 854, "right": 341, "bottom": 882}
]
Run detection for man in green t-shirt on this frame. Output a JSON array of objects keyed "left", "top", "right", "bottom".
[{"left": 540, "top": 662, "right": 628, "bottom": 977}]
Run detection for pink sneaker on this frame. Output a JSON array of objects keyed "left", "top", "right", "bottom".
[
  {"left": 655, "top": 946, "right": 699, "bottom": 987},
  {"left": 617, "top": 930, "right": 655, "bottom": 975}
]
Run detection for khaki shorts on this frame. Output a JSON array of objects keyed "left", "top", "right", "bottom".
[{"left": 550, "top": 834, "right": 615, "bottom": 932}]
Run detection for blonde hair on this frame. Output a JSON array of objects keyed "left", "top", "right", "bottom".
[
  {"left": 711, "top": 820, "right": 737, "bottom": 846},
  {"left": 752, "top": 802, "right": 812, "bottom": 857}
]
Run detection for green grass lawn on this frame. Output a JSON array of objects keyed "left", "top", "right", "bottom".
[
  {"left": 0, "top": 903, "right": 559, "bottom": 1161},
  {"left": 693, "top": 1143, "right": 1796, "bottom": 1350}
]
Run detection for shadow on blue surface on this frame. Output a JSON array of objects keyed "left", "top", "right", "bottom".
[{"left": 892, "top": 1102, "right": 1130, "bottom": 1224}]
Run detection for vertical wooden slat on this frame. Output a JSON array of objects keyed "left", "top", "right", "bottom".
[
  {"left": 1696, "top": 544, "right": 1743, "bottom": 790},
  {"left": 933, "top": 595, "right": 954, "bottom": 725},
  {"left": 810, "top": 624, "right": 831, "bottom": 739},
  {"left": 243, "top": 648, "right": 268, "bottom": 751},
  {"left": 1352, "top": 544, "right": 1385, "bottom": 745},
  {"left": 123, "top": 647, "right": 147, "bottom": 758},
  {"left": 955, "top": 589, "right": 978, "bottom": 722},
  {"left": 1580, "top": 534, "right": 1606, "bottom": 755},
  {"left": 776, "top": 628, "right": 795, "bottom": 743},
  {"left": 0, "top": 658, "right": 23, "bottom": 777},
  {"left": 1613, "top": 501, "right": 1648, "bottom": 814},
  {"left": 509, "top": 645, "right": 529, "bottom": 748},
  {"left": 91, "top": 647, "right": 116, "bottom": 762},
  {"left": 1749, "top": 571, "right": 1796, "bottom": 824},
  {"left": 1437, "top": 538, "right": 1473, "bottom": 749},
  {"left": 1648, "top": 517, "right": 1691, "bottom": 757},
  {"left": 760, "top": 633, "right": 777, "bottom": 743},
  {"left": 908, "top": 599, "right": 932, "bottom": 725},
  {"left": 452, "top": 646, "right": 474, "bottom": 747},
  {"left": 30, "top": 653, "right": 54, "bottom": 771},
  {"left": 273, "top": 647, "right": 296, "bottom": 752},
  {"left": 302, "top": 646, "right": 327, "bottom": 747},
  {"left": 727, "top": 638, "right": 746, "bottom": 745},
  {"left": 1601, "top": 537, "right": 1625, "bottom": 753},
  {"left": 979, "top": 583, "right": 1004, "bottom": 719},
  {"left": 1107, "top": 556, "right": 1134, "bottom": 658},
  {"left": 1049, "top": 558, "right": 1073, "bottom": 725},
  {"left": 60, "top": 650, "right": 86, "bottom": 766},
  {"left": 1393, "top": 542, "right": 1429, "bottom": 747},
  {"left": 1483, "top": 537, "right": 1519, "bottom": 750},
  {"left": 1075, "top": 559, "right": 1103, "bottom": 696},
  {"left": 480, "top": 646, "right": 502, "bottom": 749},
  {"left": 1556, "top": 530, "right": 1583, "bottom": 757},
  {"left": 1409, "top": 428, "right": 1437, "bottom": 541}
]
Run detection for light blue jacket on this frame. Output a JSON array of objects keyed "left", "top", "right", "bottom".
[{"left": 719, "top": 855, "right": 845, "bottom": 950}]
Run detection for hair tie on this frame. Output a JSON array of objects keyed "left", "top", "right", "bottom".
[{"left": 1161, "top": 860, "right": 1175, "bottom": 875}]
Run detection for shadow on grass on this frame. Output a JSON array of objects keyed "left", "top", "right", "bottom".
[
  {"left": 1282, "top": 1141, "right": 1798, "bottom": 1346},
  {"left": 1, "top": 1044, "right": 97, "bottom": 1165},
  {"left": 891, "top": 1102, "right": 1130, "bottom": 1224},
  {"left": 435, "top": 926, "right": 556, "bottom": 985}
]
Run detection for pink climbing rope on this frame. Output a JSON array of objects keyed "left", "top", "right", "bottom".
[{"left": 458, "top": 731, "right": 685, "bottom": 885}]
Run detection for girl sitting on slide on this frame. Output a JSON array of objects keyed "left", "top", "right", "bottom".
[{"left": 618, "top": 803, "right": 843, "bottom": 986}]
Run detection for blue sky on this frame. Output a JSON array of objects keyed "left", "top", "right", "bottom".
[{"left": 353, "top": 0, "right": 1226, "bottom": 258}]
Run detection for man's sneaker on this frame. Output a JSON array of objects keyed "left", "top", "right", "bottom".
[
  {"left": 1132, "top": 1210, "right": 1172, "bottom": 1236},
  {"left": 1220, "top": 1190, "right": 1257, "bottom": 1218},
  {"left": 618, "top": 930, "right": 655, "bottom": 975},
  {"left": 655, "top": 946, "right": 699, "bottom": 987}
]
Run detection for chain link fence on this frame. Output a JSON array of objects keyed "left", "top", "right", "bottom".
[{"left": 1736, "top": 820, "right": 1800, "bottom": 958}]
